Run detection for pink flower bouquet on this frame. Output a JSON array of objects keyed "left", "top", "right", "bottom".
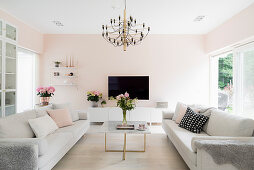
[
  {"left": 36, "top": 86, "right": 55, "bottom": 97},
  {"left": 87, "top": 91, "right": 102, "bottom": 102}
]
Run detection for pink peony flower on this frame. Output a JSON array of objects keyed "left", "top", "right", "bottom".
[
  {"left": 124, "top": 92, "right": 129, "bottom": 98},
  {"left": 116, "top": 95, "right": 121, "bottom": 100},
  {"left": 47, "top": 86, "right": 55, "bottom": 93},
  {"left": 36, "top": 86, "right": 43, "bottom": 93}
]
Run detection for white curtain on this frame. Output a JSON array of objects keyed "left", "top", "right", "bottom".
[{"left": 17, "top": 48, "right": 38, "bottom": 113}]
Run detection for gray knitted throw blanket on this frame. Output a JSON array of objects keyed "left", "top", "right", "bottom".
[{"left": 195, "top": 140, "right": 254, "bottom": 170}]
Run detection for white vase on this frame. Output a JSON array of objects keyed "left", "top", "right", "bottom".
[{"left": 91, "top": 101, "right": 98, "bottom": 107}]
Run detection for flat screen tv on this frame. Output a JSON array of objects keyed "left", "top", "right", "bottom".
[{"left": 108, "top": 76, "right": 149, "bottom": 100}]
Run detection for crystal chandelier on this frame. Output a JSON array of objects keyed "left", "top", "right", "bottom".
[{"left": 102, "top": 0, "right": 150, "bottom": 51}]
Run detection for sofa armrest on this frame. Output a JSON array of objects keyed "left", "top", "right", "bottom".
[
  {"left": 78, "top": 111, "right": 88, "bottom": 120},
  {"left": 0, "top": 137, "right": 48, "bottom": 156},
  {"left": 0, "top": 143, "right": 38, "bottom": 170},
  {"left": 162, "top": 110, "right": 174, "bottom": 119},
  {"left": 192, "top": 136, "right": 254, "bottom": 152}
]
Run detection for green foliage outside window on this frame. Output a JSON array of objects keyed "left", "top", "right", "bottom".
[{"left": 218, "top": 54, "right": 233, "bottom": 89}]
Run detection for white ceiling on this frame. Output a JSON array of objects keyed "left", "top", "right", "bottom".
[{"left": 0, "top": 0, "right": 253, "bottom": 34}]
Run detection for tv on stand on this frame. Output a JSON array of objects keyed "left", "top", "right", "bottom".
[{"left": 108, "top": 76, "right": 149, "bottom": 100}]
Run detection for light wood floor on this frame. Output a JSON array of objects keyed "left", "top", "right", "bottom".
[{"left": 53, "top": 125, "right": 189, "bottom": 170}]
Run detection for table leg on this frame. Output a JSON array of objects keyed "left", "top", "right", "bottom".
[
  {"left": 123, "top": 133, "right": 126, "bottom": 160},
  {"left": 144, "top": 133, "right": 146, "bottom": 152},
  {"left": 105, "top": 133, "right": 107, "bottom": 152}
]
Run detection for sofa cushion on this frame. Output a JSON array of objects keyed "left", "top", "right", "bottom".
[
  {"left": 0, "top": 110, "right": 36, "bottom": 138},
  {"left": 35, "top": 105, "right": 53, "bottom": 117},
  {"left": 179, "top": 107, "right": 209, "bottom": 133},
  {"left": 206, "top": 110, "right": 254, "bottom": 137},
  {"left": 47, "top": 109, "right": 73, "bottom": 128},
  {"left": 163, "top": 119, "right": 208, "bottom": 165},
  {"left": 28, "top": 115, "right": 59, "bottom": 138},
  {"left": 38, "top": 132, "right": 72, "bottom": 169},
  {"left": 55, "top": 120, "right": 89, "bottom": 138}
]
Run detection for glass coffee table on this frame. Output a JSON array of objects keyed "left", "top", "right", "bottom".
[{"left": 101, "top": 121, "right": 151, "bottom": 160}]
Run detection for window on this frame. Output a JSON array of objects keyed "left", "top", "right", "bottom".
[
  {"left": 234, "top": 43, "right": 254, "bottom": 118},
  {"left": 210, "top": 52, "right": 233, "bottom": 112},
  {"left": 17, "top": 48, "right": 37, "bottom": 113},
  {"left": 210, "top": 42, "right": 254, "bottom": 118}
]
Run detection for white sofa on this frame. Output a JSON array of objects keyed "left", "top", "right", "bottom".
[
  {"left": 162, "top": 108, "right": 254, "bottom": 170},
  {"left": 0, "top": 104, "right": 90, "bottom": 170}
]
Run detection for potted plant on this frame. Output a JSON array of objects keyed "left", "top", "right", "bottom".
[
  {"left": 54, "top": 61, "right": 61, "bottom": 67},
  {"left": 36, "top": 86, "right": 55, "bottom": 105},
  {"left": 115, "top": 92, "right": 137, "bottom": 125},
  {"left": 101, "top": 100, "right": 107, "bottom": 107},
  {"left": 87, "top": 91, "right": 102, "bottom": 107}
]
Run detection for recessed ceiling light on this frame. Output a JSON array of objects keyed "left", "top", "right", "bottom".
[
  {"left": 193, "top": 16, "right": 205, "bottom": 22},
  {"left": 52, "top": 20, "right": 64, "bottom": 26}
]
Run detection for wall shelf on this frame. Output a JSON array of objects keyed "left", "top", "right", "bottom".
[{"left": 50, "top": 63, "right": 78, "bottom": 86}]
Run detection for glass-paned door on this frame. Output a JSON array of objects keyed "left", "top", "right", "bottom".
[
  {"left": 4, "top": 41, "right": 16, "bottom": 116},
  {"left": 0, "top": 40, "right": 2, "bottom": 117},
  {"left": 6, "top": 24, "right": 16, "bottom": 41},
  {"left": 0, "top": 92, "right": 2, "bottom": 117},
  {"left": 5, "top": 42, "right": 16, "bottom": 90},
  {"left": 5, "top": 91, "right": 16, "bottom": 116},
  {"left": 0, "top": 20, "right": 2, "bottom": 36}
]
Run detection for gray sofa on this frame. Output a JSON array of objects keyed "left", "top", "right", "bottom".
[
  {"left": 0, "top": 104, "right": 90, "bottom": 170},
  {"left": 162, "top": 108, "right": 254, "bottom": 170}
]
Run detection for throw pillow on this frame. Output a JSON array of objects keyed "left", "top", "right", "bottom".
[
  {"left": 53, "top": 103, "right": 79, "bottom": 121},
  {"left": 0, "top": 110, "right": 36, "bottom": 138},
  {"left": 28, "top": 115, "right": 58, "bottom": 138},
  {"left": 172, "top": 102, "right": 187, "bottom": 121},
  {"left": 179, "top": 107, "right": 209, "bottom": 133},
  {"left": 47, "top": 109, "right": 73, "bottom": 128}
]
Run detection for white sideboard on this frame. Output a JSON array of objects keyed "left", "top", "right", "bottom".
[{"left": 88, "top": 107, "right": 167, "bottom": 123}]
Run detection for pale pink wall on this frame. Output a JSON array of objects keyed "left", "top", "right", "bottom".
[
  {"left": 41, "top": 34, "right": 209, "bottom": 109},
  {"left": 205, "top": 3, "right": 254, "bottom": 53},
  {"left": 0, "top": 9, "right": 43, "bottom": 53}
]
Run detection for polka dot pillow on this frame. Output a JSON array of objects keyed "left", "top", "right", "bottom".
[{"left": 179, "top": 107, "right": 209, "bottom": 133}]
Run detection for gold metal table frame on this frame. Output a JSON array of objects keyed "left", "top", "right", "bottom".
[{"left": 105, "top": 132, "right": 147, "bottom": 160}]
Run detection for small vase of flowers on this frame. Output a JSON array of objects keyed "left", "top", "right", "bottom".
[
  {"left": 36, "top": 86, "right": 55, "bottom": 106},
  {"left": 115, "top": 92, "right": 137, "bottom": 125},
  {"left": 87, "top": 91, "right": 102, "bottom": 107}
]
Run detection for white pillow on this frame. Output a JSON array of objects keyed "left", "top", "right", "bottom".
[
  {"left": 172, "top": 102, "right": 186, "bottom": 121},
  {"left": 28, "top": 115, "right": 58, "bottom": 138}
]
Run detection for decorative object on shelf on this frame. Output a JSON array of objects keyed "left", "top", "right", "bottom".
[
  {"left": 36, "top": 86, "right": 55, "bottom": 106},
  {"left": 54, "top": 72, "right": 60, "bottom": 76},
  {"left": 101, "top": 100, "right": 107, "bottom": 107},
  {"left": 114, "top": 92, "right": 137, "bottom": 125},
  {"left": 54, "top": 61, "right": 61, "bottom": 67},
  {"left": 87, "top": 91, "right": 102, "bottom": 107},
  {"left": 102, "top": 0, "right": 150, "bottom": 51},
  {"left": 64, "top": 56, "right": 75, "bottom": 67}
]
